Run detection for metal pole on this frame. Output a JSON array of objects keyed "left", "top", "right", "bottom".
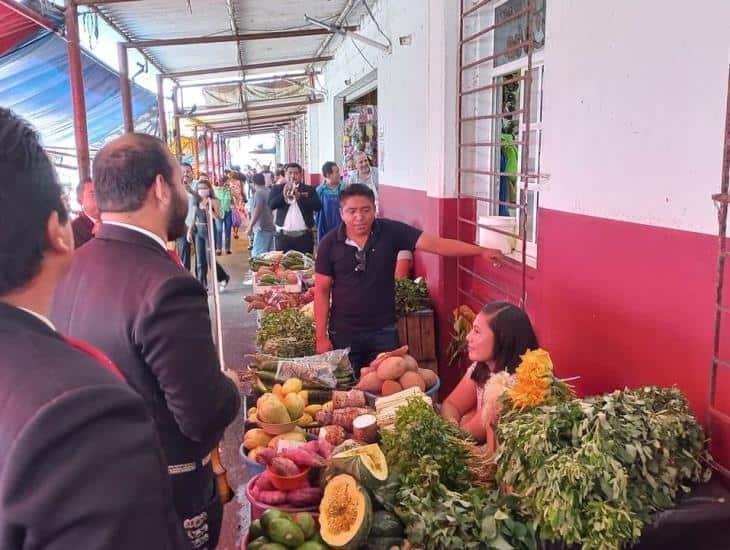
[
  {"left": 157, "top": 74, "right": 168, "bottom": 144},
  {"left": 193, "top": 125, "right": 200, "bottom": 175},
  {"left": 211, "top": 134, "right": 217, "bottom": 181},
  {"left": 203, "top": 130, "right": 210, "bottom": 175},
  {"left": 65, "top": 0, "right": 91, "bottom": 181},
  {"left": 173, "top": 86, "right": 182, "bottom": 161},
  {"left": 117, "top": 43, "right": 134, "bottom": 132}
]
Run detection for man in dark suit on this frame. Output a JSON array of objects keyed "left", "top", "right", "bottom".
[
  {"left": 268, "top": 162, "right": 321, "bottom": 253},
  {"left": 0, "top": 109, "right": 186, "bottom": 549},
  {"left": 71, "top": 176, "right": 99, "bottom": 248},
  {"left": 51, "top": 132, "right": 240, "bottom": 550}
]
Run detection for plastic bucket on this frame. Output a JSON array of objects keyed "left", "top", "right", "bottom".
[
  {"left": 478, "top": 216, "right": 516, "bottom": 253},
  {"left": 239, "top": 443, "right": 266, "bottom": 476},
  {"left": 245, "top": 474, "right": 319, "bottom": 520}
]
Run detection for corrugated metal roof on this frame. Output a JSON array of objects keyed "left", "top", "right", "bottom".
[{"left": 97, "top": 0, "right": 369, "bottom": 132}]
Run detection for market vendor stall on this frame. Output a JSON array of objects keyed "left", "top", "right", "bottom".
[{"left": 238, "top": 247, "right": 729, "bottom": 550}]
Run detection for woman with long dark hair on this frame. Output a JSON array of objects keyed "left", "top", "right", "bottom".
[
  {"left": 190, "top": 179, "right": 230, "bottom": 291},
  {"left": 441, "top": 302, "right": 538, "bottom": 443}
]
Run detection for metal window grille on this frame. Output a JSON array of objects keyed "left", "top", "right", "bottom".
[
  {"left": 457, "top": 0, "right": 543, "bottom": 307},
  {"left": 709, "top": 66, "right": 730, "bottom": 479}
]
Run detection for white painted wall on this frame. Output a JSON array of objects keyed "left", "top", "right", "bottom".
[
  {"left": 540, "top": 0, "right": 730, "bottom": 235},
  {"left": 308, "top": 0, "right": 460, "bottom": 196}
]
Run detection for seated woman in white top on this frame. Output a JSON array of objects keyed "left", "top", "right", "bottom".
[{"left": 441, "top": 302, "right": 538, "bottom": 444}]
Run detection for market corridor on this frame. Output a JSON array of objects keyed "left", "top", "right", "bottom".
[{"left": 215, "top": 238, "right": 256, "bottom": 550}]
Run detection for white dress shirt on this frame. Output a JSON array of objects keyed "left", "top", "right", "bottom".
[{"left": 17, "top": 306, "right": 56, "bottom": 331}]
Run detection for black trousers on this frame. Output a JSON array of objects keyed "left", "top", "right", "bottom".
[
  {"left": 170, "top": 462, "right": 223, "bottom": 550},
  {"left": 274, "top": 230, "right": 314, "bottom": 254}
]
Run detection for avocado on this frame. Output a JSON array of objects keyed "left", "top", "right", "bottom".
[
  {"left": 250, "top": 519, "right": 264, "bottom": 540},
  {"left": 248, "top": 536, "right": 270, "bottom": 550},
  {"left": 261, "top": 509, "right": 291, "bottom": 532},
  {"left": 268, "top": 518, "right": 305, "bottom": 548},
  {"left": 292, "top": 512, "right": 316, "bottom": 540}
]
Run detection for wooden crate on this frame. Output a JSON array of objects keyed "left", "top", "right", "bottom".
[{"left": 397, "top": 309, "right": 437, "bottom": 371}]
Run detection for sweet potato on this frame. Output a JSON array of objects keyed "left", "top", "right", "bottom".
[
  {"left": 381, "top": 379, "right": 403, "bottom": 396},
  {"left": 355, "top": 372, "right": 383, "bottom": 393},
  {"left": 359, "top": 366, "right": 375, "bottom": 377},
  {"left": 316, "top": 438, "right": 333, "bottom": 459},
  {"left": 270, "top": 456, "right": 300, "bottom": 477},
  {"left": 254, "top": 447, "right": 276, "bottom": 466},
  {"left": 399, "top": 371, "right": 426, "bottom": 392},
  {"left": 377, "top": 357, "right": 407, "bottom": 380},
  {"left": 286, "top": 486, "right": 322, "bottom": 507},
  {"left": 418, "top": 367, "right": 438, "bottom": 388},
  {"left": 402, "top": 354, "right": 419, "bottom": 372},
  {"left": 282, "top": 447, "right": 325, "bottom": 468},
  {"left": 256, "top": 489, "right": 289, "bottom": 505}
]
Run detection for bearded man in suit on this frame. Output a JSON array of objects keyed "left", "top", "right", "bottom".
[{"left": 51, "top": 132, "right": 240, "bottom": 550}]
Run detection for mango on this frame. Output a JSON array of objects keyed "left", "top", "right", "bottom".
[
  {"left": 247, "top": 446, "right": 267, "bottom": 462},
  {"left": 296, "top": 413, "right": 314, "bottom": 428},
  {"left": 297, "top": 390, "right": 309, "bottom": 405},
  {"left": 282, "top": 378, "right": 303, "bottom": 395},
  {"left": 243, "top": 428, "right": 272, "bottom": 450},
  {"left": 304, "top": 404, "right": 323, "bottom": 417},
  {"left": 272, "top": 384, "right": 285, "bottom": 399},
  {"left": 283, "top": 393, "right": 305, "bottom": 421},
  {"left": 258, "top": 394, "right": 291, "bottom": 424}
]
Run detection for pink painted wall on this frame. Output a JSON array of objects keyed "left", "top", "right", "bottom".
[{"left": 380, "top": 184, "right": 730, "bottom": 468}]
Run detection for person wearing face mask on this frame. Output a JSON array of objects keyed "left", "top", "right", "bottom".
[
  {"left": 189, "top": 179, "right": 231, "bottom": 291},
  {"left": 51, "top": 133, "right": 241, "bottom": 549}
]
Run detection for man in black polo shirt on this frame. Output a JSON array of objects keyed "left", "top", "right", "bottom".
[{"left": 314, "top": 184, "right": 503, "bottom": 375}]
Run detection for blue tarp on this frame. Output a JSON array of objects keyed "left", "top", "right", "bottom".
[{"left": 0, "top": 31, "right": 157, "bottom": 150}]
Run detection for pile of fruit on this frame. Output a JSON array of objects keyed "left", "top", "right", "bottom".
[
  {"left": 248, "top": 509, "right": 325, "bottom": 550},
  {"left": 354, "top": 346, "right": 438, "bottom": 397},
  {"left": 250, "top": 378, "right": 321, "bottom": 429}
]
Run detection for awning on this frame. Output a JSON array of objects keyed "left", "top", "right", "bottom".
[{"left": 0, "top": 31, "right": 157, "bottom": 151}]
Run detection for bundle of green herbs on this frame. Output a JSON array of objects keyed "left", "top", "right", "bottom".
[
  {"left": 379, "top": 399, "right": 536, "bottom": 550},
  {"left": 496, "top": 386, "right": 712, "bottom": 550},
  {"left": 256, "top": 308, "right": 315, "bottom": 358},
  {"left": 394, "top": 277, "right": 431, "bottom": 317}
]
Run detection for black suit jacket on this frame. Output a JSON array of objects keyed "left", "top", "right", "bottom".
[
  {"left": 50, "top": 224, "right": 240, "bottom": 503},
  {"left": 71, "top": 212, "right": 94, "bottom": 248},
  {"left": 0, "top": 303, "right": 186, "bottom": 550},
  {"left": 268, "top": 182, "right": 321, "bottom": 229}
]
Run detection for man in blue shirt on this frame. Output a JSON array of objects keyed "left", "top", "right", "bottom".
[{"left": 315, "top": 161, "right": 345, "bottom": 241}]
